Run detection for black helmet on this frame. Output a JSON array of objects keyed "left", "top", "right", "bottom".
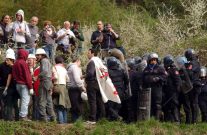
[
  {"left": 148, "top": 53, "right": 158, "bottom": 62},
  {"left": 107, "top": 57, "right": 119, "bottom": 69},
  {"left": 134, "top": 56, "right": 142, "bottom": 65},
  {"left": 163, "top": 55, "right": 174, "bottom": 66},
  {"left": 126, "top": 58, "right": 135, "bottom": 69},
  {"left": 184, "top": 48, "right": 196, "bottom": 60}
]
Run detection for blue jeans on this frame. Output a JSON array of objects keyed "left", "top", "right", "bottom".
[
  {"left": 56, "top": 106, "right": 68, "bottom": 124},
  {"left": 16, "top": 84, "right": 30, "bottom": 118},
  {"left": 43, "top": 44, "right": 56, "bottom": 64},
  {"left": 26, "top": 47, "right": 35, "bottom": 54}
]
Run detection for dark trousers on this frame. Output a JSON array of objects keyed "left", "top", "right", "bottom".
[
  {"left": 163, "top": 93, "right": 180, "bottom": 123},
  {"left": 105, "top": 101, "right": 121, "bottom": 121},
  {"left": 151, "top": 86, "right": 162, "bottom": 120},
  {"left": 179, "top": 89, "right": 200, "bottom": 124},
  {"left": 68, "top": 87, "right": 83, "bottom": 122},
  {"left": 199, "top": 92, "right": 207, "bottom": 122},
  {"left": 4, "top": 92, "right": 19, "bottom": 121},
  {"left": 86, "top": 82, "right": 105, "bottom": 121},
  {"left": 32, "top": 95, "right": 39, "bottom": 120},
  {"left": 128, "top": 95, "right": 138, "bottom": 122}
]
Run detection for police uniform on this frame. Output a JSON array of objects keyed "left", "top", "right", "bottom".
[
  {"left": 162, "top": 65, "right": 181, "bottom": 123},
  {"left": 143, "top": 64, "right": 167, "bottom": 120}
]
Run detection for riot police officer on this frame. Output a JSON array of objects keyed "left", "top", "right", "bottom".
[
  {"left": 176, "top": 56, "right": 193, "bottom": 124},
  {"left": 142, "top": 53, "right": 167, "bottom": 120},
  {"left": 106, "top": 57, "right": 129, "bottom": 121},
  {"left": 162, "top": 55, "right": 181, "bottom": 123},
  {"left": 198, "top": 66, "right": 207, "bottom": 122},
  {"left": 184, "top": 48, "right": 201, "bottom": 124},
  {"left": 126, "top": 58, "right": 141, "bottom": 122}
]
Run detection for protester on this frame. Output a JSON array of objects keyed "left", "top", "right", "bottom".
[
  {"left": 71, "top": 21, "right": 84, "bottom": 55},
  {"left": 26, "top": 16, "right": 39, "bottom": 54},
  {"left": 27, "top": 54, "right": 39, "bottom": 120},
  {"left": 91, "top": 21, "right": 104, "bottom": 52},
  {"left": 11, "top": 9, "right": 31, "bottom": 49},
  {"left": 57, "top": 21, "right": 76, "bottom": 54},
  {"left": 35, "top": 48, "right": 56, "bottom": 122},
  {"left": 12, "top": 48, "right": 33, "bottom": 121},
  {"left": 84, "top": 49, "right": 105, "bottom": 124},
  {"left": 52, "top": 56, "right": 71, "bottom": 124},
  {"left": 40, "top": 21, "right": 57, "bottom": 63},
  {"left": 0, "top": 15, "right": 11, "bottom": 45},
  {"left": 67, "top": 56, "right": 85, "bottom": 122}
]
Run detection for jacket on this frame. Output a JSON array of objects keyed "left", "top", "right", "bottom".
[{"left": 12, "top": 49, "right": 32, "bottom": 89}]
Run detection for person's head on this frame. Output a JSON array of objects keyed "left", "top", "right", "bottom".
[
  {"left": 73, "top": 21, "right": 80, "bottom": 29},
  {"left": 97, "top": 21, "right": 103, "bottom": 31},
  {"left": 64, "top": 21, "right": 70, "bottom": 30},
  {"left": 30, "top": 16, "right": 38, "bottom": 26},
  {"left": 15, "top": 9, "right": 24, "bottom": 22},
  {"left": 43, "top": 20, "right": 51, "bottom": 29},
  {"left": 72, "top": 56, "right": 81, "bottom": 67},
  {"left": 87, "top": 48, "right": 97, "bottom": 59},
  {"left": 5, "top": 53, "right": 15, "bottom": 66},
  {"left": 175, "top": 56, "right": 187, "bottom": 69},
  {"left": 1, "top": 15, "right": 10, "bottom": 24},
  {"left": 27, "top": 54, "right": 36, "bottom": 67},
  {"left": 104, "top": 23, "right": 112, "bottom": 32},
  {"left": 184, "top": 48, "right": 197, "bottom": 61},
  {"left": 55, "top": 56, "right": 64, "bottom": 64},
  {"left": 148, "top": 53, "right": 158, "bottom": 65},
  {"left": 35, "top": 48, "right": 47, "bottom": 62}
]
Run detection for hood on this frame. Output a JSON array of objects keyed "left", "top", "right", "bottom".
[
  {"left": 15, "top": 9, "right": 24, "bottom": 21},
  {"left": 17, "top": 49, "right": 28, "bottom": 60}
]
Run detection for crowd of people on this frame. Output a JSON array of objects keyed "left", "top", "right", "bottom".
[{"left": 0, "top": 9, "right": 206, "bottom": 125}]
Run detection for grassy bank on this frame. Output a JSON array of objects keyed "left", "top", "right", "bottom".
[{"left": 1, "top": 119, "right": 207, "bottom": 135}]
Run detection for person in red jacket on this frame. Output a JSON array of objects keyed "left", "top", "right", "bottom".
[{"left": 12, "top": 49, "right": 34, "bottom": 121}]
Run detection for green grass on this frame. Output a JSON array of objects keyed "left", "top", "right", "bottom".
[{"left": 1, "top": 119, "right": 207, "bottom": 135}]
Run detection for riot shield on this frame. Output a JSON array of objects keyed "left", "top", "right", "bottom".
[{"left": 137, "top": 88, "right": 151, "bottom": 121}]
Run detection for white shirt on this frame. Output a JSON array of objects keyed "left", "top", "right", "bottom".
[
  {"left": 53, "top": 64, "right": 69, "bottom": 85},
  {"left": 57, "top": 28, "right": 75, "bottom": 46}
]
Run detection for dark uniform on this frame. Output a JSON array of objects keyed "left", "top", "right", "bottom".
[
  {"left": 198, "top": 78, "right": 207, "bottom": 122},
  {"left": 143, "top": 64, "right": 167, "bottom": 119},
  {"left": 178, "top": 67, "right": 193, "bottom": 124},
  {"left": 162, "top": 65, "right": 181, "bottom": 123},
  {"left": 106, "top": 57, "right": 129, "bottom": 121},
  {"left": 184, "top": 49, "right": 202, "bottom": 124},
  {"left": 90, "top": 30, "right": 103, "bottom": 51}
]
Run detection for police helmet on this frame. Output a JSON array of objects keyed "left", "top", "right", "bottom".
[
  {"left": 126, "top": 58, "right": 135, "bottom": 69},
  {"left": 200, "top": 66, "right": 207, "bottom": 77},
  {"left": 163, "top": 55, "right": 174, "bottom": 66},
  {"left": 134, "top": 56, "right": 142, "bottom": 65},
  {"left": 176, "top": 56, "right": 187, "bottom": 67},
  {"left": 184, "top": 48, "right": 196, "bottom": 60},
  {"left": 148, "top": 53, "right": 158, "bottom": 62},
  {"left": 107, "top": 57, "right": 119, "bottom": 69}
]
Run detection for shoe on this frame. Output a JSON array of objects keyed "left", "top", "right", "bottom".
[
  {"left": 85, "top": 120, "right": 96, "bottom": 125},
  {"left": 20, "top": 117, "right": 31, "bottom": 122}
]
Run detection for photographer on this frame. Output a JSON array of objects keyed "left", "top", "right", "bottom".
[
  {"left": 102, "top": 23, "right": 119, "bottom": 50},
  {"left": 71, "top": 21, "right": 84, "bottom": 55},
  {"left": 57, "top": 21, "right": 75, "bottom": 54},
  {"left": 39, "top": 21, "right": 57, "bottom": 64}
]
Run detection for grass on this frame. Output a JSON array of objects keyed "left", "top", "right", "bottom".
[{"left": 1, "top": 119, "right": 207, "bottom": 135}]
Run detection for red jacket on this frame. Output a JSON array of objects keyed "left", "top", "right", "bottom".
[
  {"left": 12, "top": 49, "right": 33, "bottom": 89},
  {"left": 33, "top": 67, "right": 40, "bottom": 96}
]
